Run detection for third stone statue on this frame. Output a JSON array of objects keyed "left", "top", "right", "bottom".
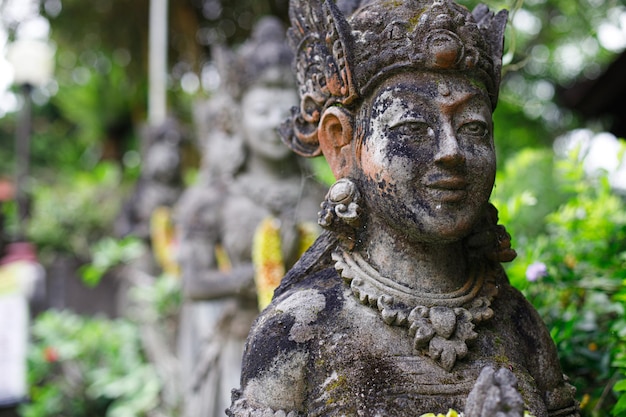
[{"left": 229, "top": 1, "right": 580, "bottom": 416}]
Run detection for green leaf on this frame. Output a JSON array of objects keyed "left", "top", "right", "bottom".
[
  {"left": 613, "top": 379, "right": 626, "bottom": 392},
  {"left": 612, "top": 392, "right": 626, "bottom": 416}
]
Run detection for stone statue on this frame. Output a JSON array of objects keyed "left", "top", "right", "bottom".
[
  {"left": 175, "top": 17, "right": 324, "bottom": 417},
  {"left": 115, "top": 119, "right": 185, "bottom": 243},
  {"left": 229, "top": 1, "right": 580, "bottom": 417}
]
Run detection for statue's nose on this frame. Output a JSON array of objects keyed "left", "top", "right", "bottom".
[{"left": 435, "top": 125, "right": 465, "bottom": 167}]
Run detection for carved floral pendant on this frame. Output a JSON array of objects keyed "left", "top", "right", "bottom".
[{"left": 333, "top": 250, "right": 498, "bottom": 372}]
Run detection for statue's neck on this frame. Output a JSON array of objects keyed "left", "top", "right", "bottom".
[{"left": 358, "top": 216, "right": 468, "bottom": 294}]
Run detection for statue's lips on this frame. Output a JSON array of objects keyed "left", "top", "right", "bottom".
[{"left": 425, "top": 177, "right": 469, "bottom": 202}]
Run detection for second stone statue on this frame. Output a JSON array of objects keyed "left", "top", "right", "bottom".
[{"left": 175, "top": 17, "right": 324, "bottom": 417}]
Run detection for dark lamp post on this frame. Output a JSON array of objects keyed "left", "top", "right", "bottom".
[{"left": 6, "top": 39, "right": 54, "bottom": 240}]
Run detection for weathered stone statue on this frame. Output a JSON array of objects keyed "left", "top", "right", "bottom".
[
  {"left": 229, "top": 1, "right": 580, "bottom": 416},
  {"left": 175, "top": 17, "right": 324, "bottom": 417}
]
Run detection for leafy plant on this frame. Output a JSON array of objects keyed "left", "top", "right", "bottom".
[
  {"left": 610, "top": 282, "right": 626, "bottom": 416},
  {"left": 80, "top": 236, "right": 145, "bottom": 287},
  {"left": 494, "top": 147, "right": 626, "bottom": 416},
  {"left": 26, "top": 162, "right": 126, "bottom": 260},
  {"left": 21, "top": 311, "right": 162, "bottom": 417},
  {"left": 128, "top": 274, "right": 182, "bottom": 327}
]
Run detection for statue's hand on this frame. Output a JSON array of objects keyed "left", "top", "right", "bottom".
[{"left": 464, "top": 366, "right": 525, "bottom": 417}]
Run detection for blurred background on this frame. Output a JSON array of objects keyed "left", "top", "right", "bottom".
[{"left": 0, "top": 0, "right": 626, "bottom": 416}]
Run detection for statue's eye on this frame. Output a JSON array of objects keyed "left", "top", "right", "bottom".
[
  {"left": 390, "top": 121, "right": 433, "bottom": 138},
  {"left": 458, "top": 121, "right": 488, "bottom": 138}
]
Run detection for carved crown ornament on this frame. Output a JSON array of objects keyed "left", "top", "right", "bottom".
[{"left": 280, "top": 0, "right": 508, "bottom": 158}]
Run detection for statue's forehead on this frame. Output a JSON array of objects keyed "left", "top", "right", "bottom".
[{"left": 369, "top": 72, "right": 490, "bottom": 111}]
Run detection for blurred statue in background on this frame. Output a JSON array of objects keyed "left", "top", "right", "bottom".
[
  {"left": 229, "top": 1, "right": 579, "bottom": 417},
  {"left": 111, "top": 119, "right": 186, "bottom": 411},
  {"left": 116, "top": 119, "right": 185, "bottom": 246},
  {"left": 175, "top": 16, "right": 324, "bottom": 417}
]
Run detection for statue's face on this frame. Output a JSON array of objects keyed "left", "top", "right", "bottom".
[
  {"left": 358, "top": 72, "right": 496, "bottom": 243},
  {"left": 241, "top": 85, "right": 297, "bottom": 160}
]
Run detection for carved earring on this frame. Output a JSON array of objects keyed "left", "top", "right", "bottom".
[
  {"left": 465, "top": 203, "right": 517, "bottom": 263},
  {"left": 318, "top": 178, "right": 362, "bottom": 249}
]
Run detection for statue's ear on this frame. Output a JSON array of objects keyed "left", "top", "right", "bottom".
[{"left": 318, "top": 106, "right": 354, "bottom": 179}]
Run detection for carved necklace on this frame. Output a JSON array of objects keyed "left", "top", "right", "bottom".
[{"left": 332, "top": 249, "right": 498, "bottom": 372}]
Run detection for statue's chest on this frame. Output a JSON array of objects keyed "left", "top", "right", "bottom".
[
  {"left": 221, "top": 196, "right": 270, "bottom": 260},
  {"left": 220, "top": 194, "right": 304, "bottom": 265},
  {"left": 301, "top": 286, "right": 547, "bottom": 417},
  {"left": 306, "top": 298, "right": 479, "bottom": 416}
]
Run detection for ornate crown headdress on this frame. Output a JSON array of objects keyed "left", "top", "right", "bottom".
[
  {"left": 281, "top": 0, "right": 508, "bottom": 157},
  {"left": 220, "top": 16, "right": 295, "bottom": 99}
]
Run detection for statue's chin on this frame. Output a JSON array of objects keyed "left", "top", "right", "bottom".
[{"left": 396, "top": 214, "right": 476, "bottom": 246}]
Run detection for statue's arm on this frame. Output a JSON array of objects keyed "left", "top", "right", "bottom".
[
  {"left": 228, "top": 303, "right": 310, "bottom": 416},
  {"left": 505, "top": 286, "right": 580, "bottom": 417},
  {"left": 175, "top": 186, "right": 256, "bottom": 301},
  {"left": 178, "top": 210, "right": 255, "bottom": 301},
  {"left": 529, "top": 318, "right": 580, "bottom": 417},
  {"left": 182, "top": 262, "right": 255, "bottom": 301}
]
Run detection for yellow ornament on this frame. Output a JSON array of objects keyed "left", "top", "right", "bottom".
[
  {"left": 253, "top": 217, "right": 285, "bottom": 310},
  {"left": 252, "top": 217, "right": 319, "bottom": 310},
  {"left": 419, "top": 410, "right": 460, "bottom": 417},
  {"left": 214, "top": 244, "right": 232, "bottom": 272},
  {"left": 150, "top": 206, "right": 180, "bottom": 277}
]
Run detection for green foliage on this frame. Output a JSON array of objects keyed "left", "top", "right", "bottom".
[
  {"left": 20, "top": 311, "right": 162, "bottom": 417},
  {"left": 52, "top": 50, "right": 144, "bottom": 161},
  {"left": 496, "top": 148, "right": 626, "bottom": 415},
  {"left": 128, "top": 274, "right": 182, "bottom": 323},
  {"left": 310, "top": 155, "right": 336, "bottom": 186},
  {"left": 611, "top": 314, "right": 626, "bottom": 416},
  {"left": 492, "top": 95, "right": 556, "bottom": 162},
  {"left": 80, "top": 236, "right": 145, "bottom": 287},
  {"left": 0, "top": 54, "right": 144, "bottom": 182},
  {"left": 492, "top": 148, "right": 569, "bottom": 241},
  {"left": 26, "top": 162, "right": 126, "bottom": 260}
]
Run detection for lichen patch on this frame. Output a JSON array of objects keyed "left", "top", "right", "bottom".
[{"left": 276, "top": 289, "right": 327, "bottom": 343}]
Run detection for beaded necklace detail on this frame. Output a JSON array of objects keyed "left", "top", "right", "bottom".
[{"left": 333, "top": 250, "right": 498, "bottom": 371}]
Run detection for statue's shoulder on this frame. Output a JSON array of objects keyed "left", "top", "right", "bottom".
[
  {"left": 233, "top": 263, "right": 344, "bottom": 416},
  {"left": 490, "top": 267, "right": 577, "bottom": 406},
  {"left": 246, "top": 265, "right": 345, "bottom": 349},
  {"left": 490, "top": 266, "right": 553, "bottom": 344},
  {"left": 241, "top": 231, "right": 344, "bottom": 379}
]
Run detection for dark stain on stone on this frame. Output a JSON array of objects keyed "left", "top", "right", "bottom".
[{"left": 240, "top": 312, "right": 299, "bottom": 383}]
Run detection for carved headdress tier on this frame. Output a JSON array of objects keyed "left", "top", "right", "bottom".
[
  {"left": 222, "top": 16, "right": 295, "bottom": 99},
  {"left": 281, "top": 0, "right": 508, "bottom": 157}
]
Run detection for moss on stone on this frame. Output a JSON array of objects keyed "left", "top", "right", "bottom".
[
  {"left": 408, "top": 9, "right": 427, "bottom": 30},
  {"left": 382, "top": 0, "right": 403, "bottom": 9},
  {"left": 326, "top": 373, "right": 348, "bottom": 395}
]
